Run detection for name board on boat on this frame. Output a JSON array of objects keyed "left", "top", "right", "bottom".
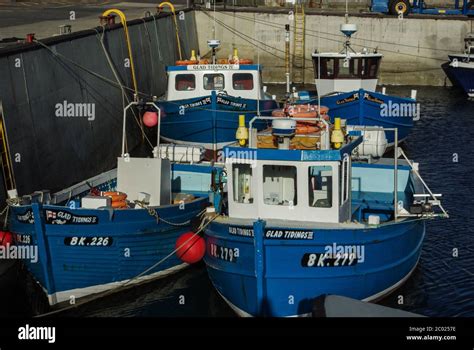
[
  {"left": 228, "top": 226, "right": 254, "bottom": 237},
  {"left": 363, "top": 93, "right": 384, "bottom": 104},
  {"left": 228, "top": 226, "right": 314, "bottom": 240},
  {"left": 16, "top": 209, "right": 35, "bottom": 224},
  {"left": 179, "top": 97, "right": 212, "bottom": 110},
  {"left": 187, "top": 64, "right": 240, "bottom": 71},
  {"left": 336, "top": 93, "right": 359, "bottom": 105},
  {"left": 217, "top": 96, "right": 247, "bottom": 109},
  {"left": 44, "top": 210, "right": 98, "bottom": 225},
  {"left": 265, "top": 229, "right": 314, "bottom": 240}
]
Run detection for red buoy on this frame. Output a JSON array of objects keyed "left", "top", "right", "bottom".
[
  {"left": 0, "top": 231, "right": 13, "bottom": 246},
  {"left": 143, "top": 111, "right": 158, "bottom": 127},
  {"left": 175, "top": 232, "right": 205, "bottom": 264}
]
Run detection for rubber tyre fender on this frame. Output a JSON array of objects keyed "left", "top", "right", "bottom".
[{"left": 389, "top": 0, "right": 411, "bottom": 16}]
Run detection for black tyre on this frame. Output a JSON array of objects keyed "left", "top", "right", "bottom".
[{"left": 389, "top": 0, "right": 411, "bottom": 16}]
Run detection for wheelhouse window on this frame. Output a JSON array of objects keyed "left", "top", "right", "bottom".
[
  {"left": 175, "top": 74, "right": 196, "bottom": 91},
  {"left": 263, "top": 165, "right": 297, "bottom": 206},
  {"left": 204, "top": 74, "right": 225, "bottom": 90},
  {"left": 233, "top": 164, "right": 253, "bottom": 204},
  {"left": 336, "top": 58, "right": 359, "bottom": 79},
  {"left": 314, "top": 57, "right": 335, "bottom": 79},
  {"left": 362, "top": 58, "right": 381, "bottom": 79},
  {"left": 232, "top": 73, "right": 254, "bottom": 90},
  {"left": 314, "top": 56, "right": 380, "bottom": 79},
  {"left": 308, "top": 166, "right": 333, "bottom": 208}
]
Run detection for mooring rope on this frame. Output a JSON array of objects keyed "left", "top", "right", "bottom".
[
  {"left": 94, "top": 27, "right": 155, "bottom": 152},
  {"left": 33, "top": 39, "right": 153, "bottom": 98}
]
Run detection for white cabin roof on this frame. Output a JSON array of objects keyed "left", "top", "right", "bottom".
[
  {"left": 165, "top": 64, "right": 267, "bottom": 102},
  {"left": 312, "top": 52, "right": 383, "bottom": 59}
]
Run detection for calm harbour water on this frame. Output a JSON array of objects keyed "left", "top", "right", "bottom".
[{"left": 3, "top": 85, "right": 474, "bottom": 318}]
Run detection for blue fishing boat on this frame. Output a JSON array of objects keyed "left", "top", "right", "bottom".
[
  {"left": 296, "top": 24, "right": 417, "bottom": 145},
  {"left": 203, "top": 116, "right": 448, "bottom": 317},
  {"left": 442, "top": 33, "right": 474, "bottom": 98},
  {"left": 158, "top": 41, "right": 278, "bottom": 153},
  {"left": 6, "top": 101, "right": 217, "bottom": 307}
]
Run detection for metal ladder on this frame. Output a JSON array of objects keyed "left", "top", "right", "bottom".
[
  {"left": 0, "top": 101, "right": 16, "bottom": 193},
  {"left": 292, "top": 2, "right": 306, "bottom": 84}
]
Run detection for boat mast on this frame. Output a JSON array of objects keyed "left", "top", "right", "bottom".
[{"left": 256, "top": 12, "right": 260, "bottom": 116}]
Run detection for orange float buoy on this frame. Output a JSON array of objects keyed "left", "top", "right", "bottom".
[
  {"left": 175, "top": 232, "right": 206, "bottom": 264},
  {"left": 0, "top": 231, "right": 13, "bottom": 247},
  {"left": 143, "top": 111, "right": 158, "bottom": 127}
]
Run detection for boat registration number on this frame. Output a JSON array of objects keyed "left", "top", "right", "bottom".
[
  {"left": 209, "top": 243, "right": 239, "bottom": 263},
  {"left": 64, "top": 236, "right": 113, "bottom": 247},
  {"left": 15, "top": 234, "right": 31, "bottom": 244},
  {"left": 301, "top": 252, "right": 358, "bottom": 267}
]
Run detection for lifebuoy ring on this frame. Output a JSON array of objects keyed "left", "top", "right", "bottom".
[
  {"left": 103, "top": 191, "right": 128, "bottom": 208},
  {"left": 229, "top": 58, "right": 253, "bottom": 65},
  {"left": 199, "top": 59, "right": 209, "bottom": 64},
  {"left": 175, "top": 60, "right": 199, "bottom": 66},
  {"left": 111, "top": 200, "right": 128, "bottom": 209},
  {"left": 272, "top": 105, "right": 329, "bottom": 119},
  {"left": 217, "top": 58, "right": 229, "bottom": 64},
  {"left": 296, "top": 124, "right": 320, "bottom": 134},
  {"left": 102, "top": 191, "right": 127, "bottom": 202},
  {"left": 271, "top": 109, "right": 286, "bottom": 118},
  {"left": 288, "top": 105, "right": 329, "bottom": 118}
]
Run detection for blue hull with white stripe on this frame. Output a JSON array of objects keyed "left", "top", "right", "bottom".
[
  {"left": 300, "top": 89, "right": 415, "bottom": 144},
  {"left": 204, "top": 218, "right": 425, "bottom": 317},
  {"left": 159, "top": 92, "right": 278, "bottom": 150},
  {"left": 8, "top": 164, "right": 214, "bottom": 307}
]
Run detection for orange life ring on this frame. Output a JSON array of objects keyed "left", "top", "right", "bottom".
[
  {"left": 296, "top": 124, "right": 320, "bottom": 134},
  {"left": 272, "top": 105, "right": 329, "bottom": 119},
  {"left": 288, "top": 105, "right": 329, "bottom": 118},
  {"left": 199, "top": 59, "right": 210, "bottom": 64},
  {"left": 229, "top": 58, "right": 253, "bottom": 65},
  {"left": 111, "top": 200, "right": 128, "bottom": 209},
  {"left": 102, "top": 191, "right": 127, "bottom": 202},
  {"left": 217, "top": 58, "right": 229, "bottom": 64},
  {"left": 175, "top": 60, "right": 199, "bottom": 66},
  {"left": 271, "top": 109, "right": 287, "bottom": 118}
]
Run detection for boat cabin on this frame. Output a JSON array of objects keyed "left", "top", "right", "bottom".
[
  {"left": 224, "top": 137, "right": 362, "bottom": 224},
  {"left": 165, "top": 64, "right": 266, "bottom": 101},
  {"left": 311, "top": 23, "right": 383, "bottom": 96},
  {"left": 312, "top": 52, "right": 383, "bottom": 96}
]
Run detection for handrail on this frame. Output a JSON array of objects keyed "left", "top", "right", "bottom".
[
  {"left": 158, "top": 2, "right": 183, "bottom": 60},
  {"left": 102, "top": 9, "right": 139, "bottom": 100},
  {"left": 342, "top": 125, "right": 399, "bottom": 220},
  {"left": 398, "top": 148, "right": 449, "bottom": 218},
  {"left": 122, "top": 101, "right": 161, "bottom": 158}
]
